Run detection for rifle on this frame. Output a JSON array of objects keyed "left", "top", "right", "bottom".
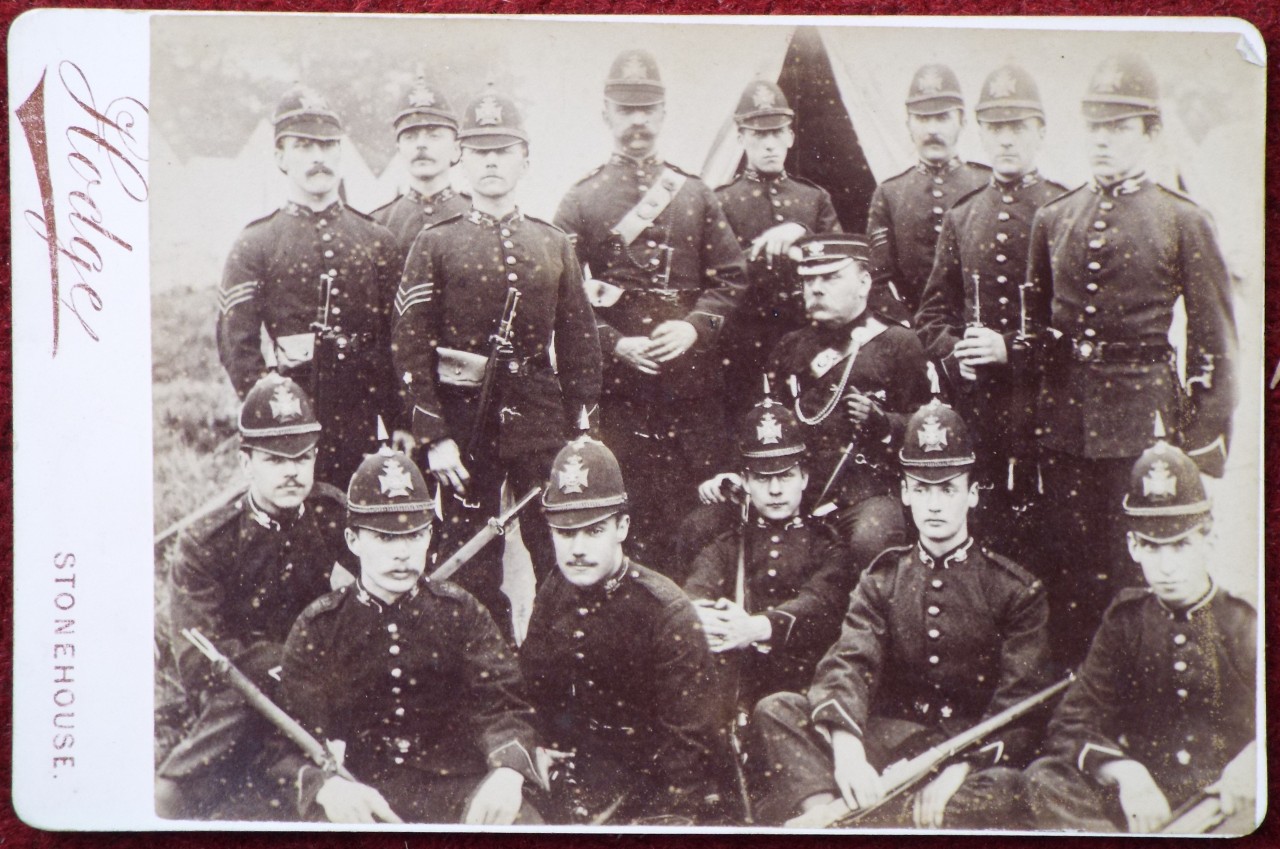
[
  {"left": 181, "top": 628, "right": 405, "bottom": 823},
  {"left": 460, "top": 287, "right": 521, "bottom": 496},
  {"left": 1006, "top": 281, "right": 1042, "bottom": 508},
  {"left": 785, "top": 674, "right": 1073, "bottom": 828},
  {"left": 1159, "top": 792, "right": 1226, "bottom": 834},
  {"left": 429, "top": 485, "right": 542, "bottom": 583}
]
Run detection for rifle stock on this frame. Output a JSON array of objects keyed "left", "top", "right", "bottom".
[
  {"left": 786, "top": 674, "right": 1073, "bottom": 829},
  {"left": 465, "top": 287, "right": 521, "bottom": 465},
  {"left": 429, "top": 486, "right": 542, "bottom": 583}
]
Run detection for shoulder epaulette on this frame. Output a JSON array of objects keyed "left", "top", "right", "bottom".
[
  {"left": 243, "top": 209, "right": 281, "bottom": 230},
  {"left": 865, "top": 543, "right": 913, "bottom": 573},
  {"left": 370, "top": 195, "right": 403, "bottom": 219},
  {"left": 426, "top": 577, "right": 471, "bottom": 602},
  {"left": 421, "top": 212, "right": 466, "bottom": 233},
  {"left": 664, "top": 161, "right": 698, "bottom": 180},
  {"left": 883, "top": 165, "right": 917, "bottom": 184},
  {"left": 788, "top": 173, "right": 826, "bottom": 192},
  {"left": 299, "top": 586, "right": 348, "bottom": 620},
  {"left": 1110, "top": 586, "right": 1152, "bottom": 609},
  {"left": 714, "top": 173, "right": 746, "bottom": 192},
  {"left": 310, "top": 481, "right": 348, "bottom": 508},
  {"left": 524, "top": 214, "right": 568, "bottom": 235},
  {"left": 1041, "top": 183, "right": 1087, "bottom": 208},
  {"left": 185, "top": 492, "right": 249, "bottom": 541},
  {"left": 983, "top": 548, "right": 1042, "bottom": 589},
  {"left": 572, "top": 164, "right": 607, "bottom": 187},
  {"left": 1156, "top": 183, "right": 1199, "bottom": 206},
  {"left": 949, "top": 183, "right": 988, "bottom": 211},
  {"left": 346, "top": 206, "right": 378, "bottom": 223},
  {"left": 1043, "top": 179, "right": 1070, "bottom": 196},
  {"left": 964, "top": 161, "right": 993, "bottom": 173}
]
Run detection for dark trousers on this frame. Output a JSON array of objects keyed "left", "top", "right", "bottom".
[
  {"left": 600, "top": 397, "right": 730, "bottom": 580},
  {"left": 433, "top": 446, "right": 558, "bottom": 643},
  {"left": 156, "top": 688, "right": 293, "bottom": 820},
  {"left": 1038, "top": 450, "right": 1142, "bottom": 666},
  {"left": 749, "top": 691, "right": 1030, "bottom": 829}
]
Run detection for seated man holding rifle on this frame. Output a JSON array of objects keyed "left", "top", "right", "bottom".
[
  {"left": 750, "top": 400, "right": 1056, "bottom": 829},
  {"left": 1024, "top": 433, "right": 1256, "bottom": 834},
  {"left": 157, "top": 375, "right": 353, "bottom": 819},
  {"left": 275, "top": 446, "right": 545, "bottom": 824}
]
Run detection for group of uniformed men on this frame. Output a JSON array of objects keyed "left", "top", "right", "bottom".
[{"left": 159, "top": 45, "right": 1252, "bottom": 830}]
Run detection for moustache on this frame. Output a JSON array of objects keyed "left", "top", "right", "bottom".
[
  {"left": 307, "top": 165, "right": 335, "bottom": 177},
  {"left": 923, "top": 136, "right": 948, "bottom": 146}
]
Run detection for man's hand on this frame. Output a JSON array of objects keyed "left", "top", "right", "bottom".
[
  {"left": 315, "top": 776, "right": 403, "bottom": 823},
  {"left": 614, "top": 336, "right": 660, "bottom": 375},
  {"left": 1098, "top": 759, "right": 1172, "bottom": 833},
  {"left": 648, "top": 320, "right": 698, "bottom": 363},
  {"left": 953, "top": 326, "right": 1008, "bottom": 367},
  {"left": 844, "top": 392, "right": 888, "bottom": 436},
  {"left": 462, "top": 766, "right": 526, "bottom": 826},
  {"left": 1206, "top": 742, "right": 1256, "bottom": 818},
  {"left": 694, "top": 598, "right": 770, "bottom": 652},
  {"left": 830, "top": 730, "right": 884, "bottom": 812},
  {"left": 391, "top": 429, "right": 417, "bottom": 455},
  {"left": 426, "top": 438, "right": 471, "bottom": 493},
  {"left": 749, "top": 222, "right": 808, "bottom": 268},
  {"left": 912, "top": 761, "right": 972, "bottom": 828},
  {"left": 697, "top": 472, "right": 744, "bottom": 505}
]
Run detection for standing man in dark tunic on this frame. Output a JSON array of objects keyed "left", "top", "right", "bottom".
[
  {"left": 371, "top": 75, "right": 468, "bottom": 261},
  {"left": 914, "top": 64, "right": 1067, "bottom": 558},
  {"left": 764, "top": 234, "right": 931, "bottom": 571},
  {"left": 157, "top": 376, "right": 353, "bottom": 819},
  {"left": 216, "top": 85, "right": 402, "bottom": 487},
  {"left": 1025, "top": 439, "right": 1255, "bottom": 833},
  {"left": 866, "top": 64, "right": 990, "bottom": 323},
  {"left": 750, "top": 401, "right": 1052, "bottom": 829},
  {"left": 277, "top": 447, "right": 544, "bottom": 825},
  {"left": 1026, "top": 54, "right": 1237, "bottom": 663},
  {"left": 554, "top": 48, "right": 748, "bottom": 571},
  {"left": 520, "top": 438, "right": 728, "bottom": 824},
  {"left": 684, "top": 399, "right": 855, "bottom": 718},
  {"left": 716, "top": 79, "right": 841, "bottom": 423},
  {"left": 392, "top": 92, "right": 602, "bottom": 639}
]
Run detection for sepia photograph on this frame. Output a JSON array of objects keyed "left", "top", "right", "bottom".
[{"left": 142, "top": 13, "right": 1264, "bottom": 833}]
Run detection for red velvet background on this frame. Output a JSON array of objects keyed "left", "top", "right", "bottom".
[{"left": 0, "top": 1, "right": 1275, "bottom": 847}]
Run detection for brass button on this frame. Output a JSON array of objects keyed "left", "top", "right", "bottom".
[
  {"left": 389, "top": 644, "right": 401, "bottom": 655},
  {"left": 928, "top": 605, "right": 940, "bottom": 616},
  {"left": 1174, "top": 660, "right": 1188, "bottom": 672},
  {"left": 1173, "top": 633, "right": 1187, "bottom": 645}
]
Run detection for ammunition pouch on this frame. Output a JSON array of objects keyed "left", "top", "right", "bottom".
[{"left": 437, "top": 346, "right": 489, "bottom": 388}]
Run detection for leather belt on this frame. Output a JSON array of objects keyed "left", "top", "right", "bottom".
[{"left": 1064, "top": 337, "right": 1172, "bottom": 364}]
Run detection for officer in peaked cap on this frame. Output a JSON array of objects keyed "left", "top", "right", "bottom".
[
  {"left": 718, "top": 79, "right": 842, "bottom": 425},
  {"left": 520, "top": 436, "right": 729, "bottom": 823},
  {"left": 915, "top": 63, "right": 1066, "bottom": 561},
  {"left": 762, "top": 233, "right": 929, "bottom": 575},
  {"left": 685, "top": 398, "right": 855, "bottom": 724},
  {"left": 554, "top": 49, "right": 748, "bottom": 574},
  {"left": 867, "top": 64, "right": 989, "bottom": 322},
  {"left": 218, "top": 85, "right": 403, "bottom": 489},
  {"left": 1026, "top": 437, "right": 1256, "bottom": 833},
  {"left": 750, "top": 398, "right": 1052, "bottom": 828},
  {"left": 276, "top": 444, "right": 546, "bottom": 825},
  {"left": 393, "top": 88, "right": 602, "bottom": 641},
  {"left": 373, "top": 75, "right": 467, "bottom": 258},
  {"left": 1025, "top": 52, "right": 1236, "bottom": 665},
  {"left": 158, "top": 374, "right": 355, "bottom": 819}
]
